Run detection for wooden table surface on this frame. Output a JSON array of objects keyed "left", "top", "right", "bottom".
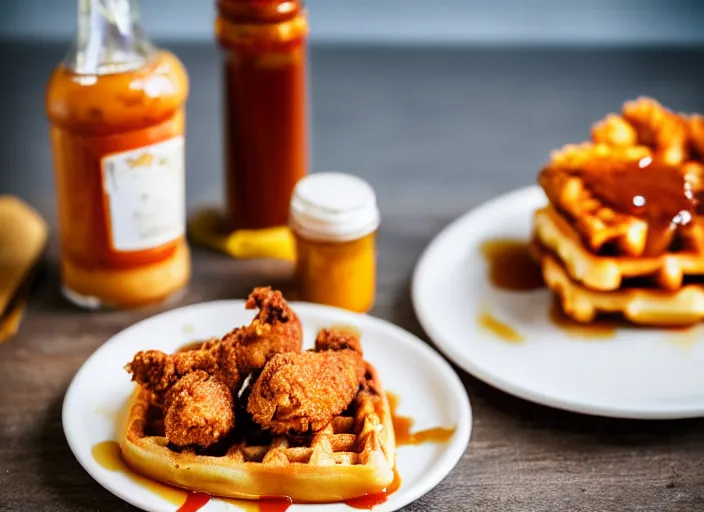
[{"left": 2, "top": 42, "right": 704, "bottom": 511}]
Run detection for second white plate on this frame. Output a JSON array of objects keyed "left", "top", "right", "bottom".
[{"left": 412, "top": 185, "right": 704, "bottom": 419}]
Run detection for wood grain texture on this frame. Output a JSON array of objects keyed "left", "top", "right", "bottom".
[{"left": 1, "top": 42, "right": 704, "bottom": 511}]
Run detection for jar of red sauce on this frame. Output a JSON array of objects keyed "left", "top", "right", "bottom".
[
  {"left": 46, "top": 0, "right": 190, "bottom": 309},
  {"left": 215, "top": 0, "right": 309, "bottom": 229}
]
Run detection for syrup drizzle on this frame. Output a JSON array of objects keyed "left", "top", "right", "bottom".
[
  {"left": 344, "top": 391, "right": 456, "bottom": 509},
  {"left": 93, "top": 387, "right": 444, "bottom": 512},
  {"left": 344, "top": 468, "right": 402, "bottom": 510},
  {"left": 580, "top": 157, "right": 697, "bottom": 256},
  {"left": 479, "top": 238, "right": 621, "bottom": 340},
  {"left": 477, "top": 309, "right": 524, "bottom": 343},
  {"left": 386, "top": 391, "right": 456, "bottom": 446},
  {"left": 91, "top": 440, "right": 293, "bottom": 511},
  {"left": 479, "top": 239, "right": 544, "bottom": 291},
  {"left": 92, "top": 441, "right": 186, "bottom": 506}
]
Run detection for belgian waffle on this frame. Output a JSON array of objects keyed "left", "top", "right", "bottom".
[
  {"left": 539, "top": 143, "right": 704, "bottom": 259},
  {"left": 120, "top": 362, "right": 396, "bottom": 503},
  {"left": 539, "top": 250, "right": 704, "bottom": 326},
  {"left": 533, "top": 206, "right": 704, "bottom": 291},
  {"left": 539, "top": 143, "right": 652, "bottom": 256}
]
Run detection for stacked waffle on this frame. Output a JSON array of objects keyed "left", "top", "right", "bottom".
[{"left": 533, "top": 97, "right": 704, "bottom": 326}]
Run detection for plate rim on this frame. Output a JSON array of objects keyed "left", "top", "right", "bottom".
[
  {"left": 411, "top": 185, "right": 704, "bottom": 420},
  {"left": 62, "top": 299, "right": 473, "bottom": 511}
]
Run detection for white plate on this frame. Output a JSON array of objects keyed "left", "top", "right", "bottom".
[
  {"left": 63, "top": 300, "right": 471, "bottom": 512},
  {"left": 412, "top": 185, "right": 704, "bottom": 420}
]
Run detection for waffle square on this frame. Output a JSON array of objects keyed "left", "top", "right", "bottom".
[
  {"left": 120, "top": 363, "right": 396, "bottom": 502},
  {"left": 539, "top": 143, "right": 651, "bottom": 257},
  {"left": 533, "top": 206, "right": 704, "bottom": 291},
  {"left": 538, "top": 249, "right": 704, "bottom": 326}
]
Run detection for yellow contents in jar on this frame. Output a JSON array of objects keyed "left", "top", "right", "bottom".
[{"left": 295, "top": 231, "right": 376, "bottom": 313}]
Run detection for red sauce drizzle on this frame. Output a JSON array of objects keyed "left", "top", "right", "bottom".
[
  {"left": 258, "top": 496, "right": 293, "bottom": 512},
  {"left": 222, "top": 496, "right": 292, "bottom": 511},
  {"left": 176, "top": 492, "right": 211, "bottom": 512},
  {"left": 344, "top": 467, "right": 402, "bottom": 510}
]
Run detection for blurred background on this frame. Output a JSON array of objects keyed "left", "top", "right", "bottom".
[
  {"left": 2, "top": 0, "right": 704, "bottom": 219},
  {"left": 2, "top": 0, "right": 704, "bottom": 45}
]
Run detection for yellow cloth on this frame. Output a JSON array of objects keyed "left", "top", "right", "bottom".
[
  {"left": 187, "top": 208, "right": 295, "bottom": 261},
  {"left": 0, "top": 196, "right": 48, "bottom": 343}
]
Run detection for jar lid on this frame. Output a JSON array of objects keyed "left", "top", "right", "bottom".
[{"left": 290, "top": 172, "right": 380, "bottom": 242}]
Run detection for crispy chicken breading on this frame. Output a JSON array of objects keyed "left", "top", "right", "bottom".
[
  {"left": 235, "top": 287, "right": 303, "bottom": 376},
  {"left": 125, "top": 287, "right": 303, "bottom": 448},
  {"left": 125, "top": 287, "right": 302, "bottom": 400},
  {"left": 314, "top": 326, "right": 363, "bottom": 353},
  {"left": 163, "top": 370, "right": 235, "bottom": 449},
  {"left": 126, "top": 344, "right": 220, "bottom": 397},
  {"left": 247, "top": 328, "right": 366, "bottom": 435}
]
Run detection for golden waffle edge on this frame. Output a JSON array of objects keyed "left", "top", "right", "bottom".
[
  {"left": 534, "top": 206, "right": 704, "bottom": 291},
  {"left": 120, "top": 363, "right": 396, "bottom": 502},
  {"left": 539, "top": 250, "right": 704, "bottom": 326}
]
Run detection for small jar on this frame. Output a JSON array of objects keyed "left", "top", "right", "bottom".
[{"left": 290, "top": 173, "right": 380, "bottom": 313}]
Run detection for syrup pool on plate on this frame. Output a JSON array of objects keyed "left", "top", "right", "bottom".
[
  {"left": 476, "top": 310, "right": 524, "bottom": 343},
  {"left": 92, "top": 439, "right": 295, "bottom": 511},
  {"left": 479, "top": 238, "right": 617, "bottom": 340},
  {"left": 479, "top": 239, "right": 544, "bottom": 291},
  {"left": 386, "top": 391, "right": 456, "bottom": 446}
]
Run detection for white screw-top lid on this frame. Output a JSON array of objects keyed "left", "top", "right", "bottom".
[{"left": 290, "top": 172, "right": 380, "bottom": 242}]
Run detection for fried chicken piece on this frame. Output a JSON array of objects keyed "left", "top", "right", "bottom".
[
  {"left": 163, "top": 370, "right": 235, "bottom": 449},
  {"left": 247, "top": 329, "right": 365, "bottom": 435},
  {"left": 622, "top": 97, "right": 688, "bottom": 165},
  {"left": 591, "top": 113, "right": 638, "bottom": 147},
  {"left": 126, "top": 344, "right": 220, "bottom": 398},
  {"left": 126, "top": 287, "right": 302, "bottom": 399},
  {"left": 234, "top": 287, "right": 303, "bottom": 376},
  {"left": 314, "top": 326, "right": 363, "bottom": 353}
]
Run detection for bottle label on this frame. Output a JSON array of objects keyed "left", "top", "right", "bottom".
[{"left": 101, "top": 137, "right": 185, "bottom": 252}]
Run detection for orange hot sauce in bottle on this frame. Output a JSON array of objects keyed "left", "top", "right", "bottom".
[
  {"left": 215, "top": 0, "right": 309, "bottom": 229},
  {"left": 46, "top": 0, "right": 190, "bottom": 309}
]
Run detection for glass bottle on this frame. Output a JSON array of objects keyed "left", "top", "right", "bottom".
[
  {"left": 46, "top": 0, "right": 190, "bottom": 309},
  {"left": 215, "top": 0, "right": 309, "bottom": 230},
  {"left": 290, "top": 173, "right": 380, "bottom": 313}
]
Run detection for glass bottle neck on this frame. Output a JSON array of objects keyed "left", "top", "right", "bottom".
[{"left": 64, "top": 0, "right": 154, "bottom": 75}]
